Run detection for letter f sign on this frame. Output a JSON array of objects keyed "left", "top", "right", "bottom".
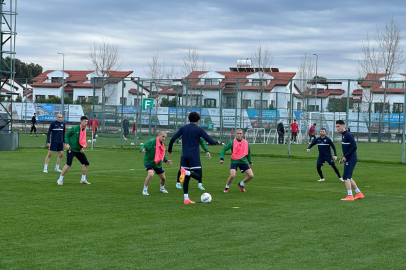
[{"left": 142, "top": 98, "right": 154, "bottom": 110}]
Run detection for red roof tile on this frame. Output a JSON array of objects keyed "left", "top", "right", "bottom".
[
  {"left": 317, "top": 89, "right": 345, "bottom": 97},
  {"left": 128, "top": 88, "right": 145, "bottom": 95},
  {"left": 352, "top": 89, "right": 363, "bottom": 96}
]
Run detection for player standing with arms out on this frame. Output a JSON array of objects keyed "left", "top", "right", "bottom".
[
  {"left": 44, "top": 114, "right": 65, "bottom": 173},
  {"left": 307, "top": 127, "right": 343, "bottom": 182},
  {"left": 220, "top": 129, "right": 253, "bottom": 193},
  {"left": 57, "top": 116, "right": 91, "bottom": 186},
  {"left": 140, "top": 131, "right": 172, "bottom": 195},
  {"left": 308, "top": 123, "right": 317, "bottom": 143},
  {"left": 174, "top": 136, "right": 211, "bottom": 190},
  {"left": 290, "top": 119, "right": 299, "bottom": 144},
  {"left": 30, "top": 113, "right": 38, "bottom": 137},
  {"left": 88, "top": 115, "right": 100, "bottom": 139},
  {"left": 168, "top": 112, "right": 221, "bottom": 204},
  {"left": 336, "top": 120, "right": 364, "bottom": 201}
]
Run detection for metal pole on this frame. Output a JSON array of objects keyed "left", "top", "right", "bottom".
[
  {"left": 148, "top": 81, "right": 152, "bottom": 139},
  {"left": 57, "top": 53, "right": 65, "bottom": 119},
  {"left": 287, "top": 79, "right": 293, "bottom": 157},
  {"left": 346, "top": 80, "right": 350, "bottom": 126},
  {"left": 200, "top": 86, "right": 202, "bottom": 126},
  {"left": 91, "top": 77, "right": 96, "bottom": 150},
  {"left": 313, "top": 54, "right": 318, "bottom": 112},
  {"left": 120, "top": 79, "right": 124, "bottom": 148},
  {"left": 175, "top": 85, "right": 179, "bottom": 130},
  {"left": 402, "top": 80, "right": 406, "bottom": 163},
  {"left": 235, "top": 78, "right": 238, "bottom": 129},
  {"left": 219, "top": 81, "right": 223, "bottom": 141},
  {"left": 185, "top": 78, "right": 189, "bottom": 125},
  {"left": 24, "top": 78, "right": 28, "bottom": 132},
  {"left": 135, "top": 77, "right": 140, "bottom": 148}
]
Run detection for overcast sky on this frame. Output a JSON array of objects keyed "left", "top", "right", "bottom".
[{"left": 16, "top": 0, "right": 406, "bottom": 79}]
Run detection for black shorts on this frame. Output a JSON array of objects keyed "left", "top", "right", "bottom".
[
  {"left": 145, "top": 164, "right": 164, "bottom": 174},
  {"left": 343, "top": 160, "right": 356, "bottom": 180},
  {"left": 181, "top": 156, "right": 202, "bottom": 170},
  {"left": 66, "top": 150, "right": 89, "bottom": 166},
  {"left": 317, "top": 156, "right": 335, "bottom": 166},
  {"left": 230, "top": 163, "right": 251, "bottom": 173},
  {"left": 49, "top": 142, "right": 64, "bottom": 152}
]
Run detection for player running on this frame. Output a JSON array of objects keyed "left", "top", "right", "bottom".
[
  {"left": 307, "top": 127, "right": 343, "bottom": 182},
  {"left": 336, "top": 120, "right": 364, "bottom": 201},
  {"left": 174, "top": 135, "right": 211, "bottom": 190},
  {"left": 140, "top": 131, "right": 172, "bottom": 195},
  {"left": 44, "top": 114, "right": 65, "bottom": 173},
  {"left": 168, "top": 112, "right": 221, "bottom": 204},
  {"left": 220, "top": 129, "right": 254, "bottom": 193}
]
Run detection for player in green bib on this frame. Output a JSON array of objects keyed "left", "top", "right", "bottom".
[
  {"left": 174, "top": 136, "right": 211, "bottom": 190},
  {"left": 220, "top": 129, "right": 254, "bottom": 193},
  {"left": 140, "top": 131, "right": 172, "bottom": 195}
]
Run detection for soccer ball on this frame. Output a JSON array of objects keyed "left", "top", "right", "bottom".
[
  {"left": 201, "top": 193, "right": 212, "bottom": 203},
  {"left": 87, "top": 140, "right": 91, "bottom": 143},
  {"left": 95, "top": 135, "right": 98, "bottom": 138},
  {"left": 140, "top": 143, "right": 144, "bottom": 145},
  {"left": 130, "top": 142, "right": 135, "bottom": 145}
]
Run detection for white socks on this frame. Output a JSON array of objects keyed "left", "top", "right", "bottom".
[
  {"left": 198, "top": 183, "right": 203, "bottom": 188},
  {"left": 225, "top": 185, "right": 230, "bottom": 188},
  {"left": 240, "top": 181, "right": 245, "bottom": 186},
  {"left": 44, "top": 164, "right": 48, "bottom": 170},
  {"left": 59, "top": 175, "right": 64, "bottom": 181},
  {"left": 355, "top": 188, "right": 361, "bottom": 193},
  {"left": 347, "top": 190, "right": 353, "bottom": 196},
  {"left": 81, "top": 175, "right": 86, "bottom": 180},
  {"left": 184, "top": 194, "right": 189, "bottom": 200},
  {"left": 160, "top": 185, "right": 165, "bottom": 190},
  {"left": 143, "top": 186, "right": 148, "bottom": 191},
  {"left": 55, "top": 165, "right": 59, "bottom": 170}
]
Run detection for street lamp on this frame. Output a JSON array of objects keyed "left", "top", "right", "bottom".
[
  {"left": 57, "top": 52, "right": 65, "bottom": 118},
  {"left": 313, "top": 54, "right": 318, "bottom": 112}
]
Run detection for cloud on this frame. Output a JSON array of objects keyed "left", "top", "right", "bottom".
[{"left": 15, "top": 0, "right": 406, "bottom": 79}]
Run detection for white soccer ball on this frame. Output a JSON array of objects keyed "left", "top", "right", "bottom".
[
  {"left": 201, "top": 193, "right": 212, "bottom": 203},
  {"left": 140, "top": 143, "right": 144, "bottom": 145},
  {"left": 87, "top": 140, "right": 91, "bottom": 143},
  {"left": 130, "top": 142, "right": 135, "bottom": 145},
  {"left": 95, "top": 135, "right": 98, "bottom": 138}
]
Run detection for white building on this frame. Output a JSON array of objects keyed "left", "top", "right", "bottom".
[
  {"left": 31, "top": 70, "right": 136, "bottom": 105},
  {"left": 1, "top": 78, "right": 30, "bottom": 101},
  {"left": 358, "top": 73, "right": 406, "bottom": 113}
]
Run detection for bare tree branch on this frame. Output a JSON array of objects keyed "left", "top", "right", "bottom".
[{"left": 181, "top": 46, "right": 206, "bottom": 77}]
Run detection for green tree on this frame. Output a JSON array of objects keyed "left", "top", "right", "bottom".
[
  {"left": 327, "top": 98, "right": 353, "bottom": 112},
  {"left": 15, "top": 96, "right": 22, "bottom": 102},
  {"left": 4, "top": 57, "right": 43, "bottom": 81},
  {"left": 160, "top": 97, "right": 177, "bottom": 107}
]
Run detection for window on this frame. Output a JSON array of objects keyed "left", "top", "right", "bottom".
[
  {"left": 393, "top": 103, "right": 404, "bottom": 113},
  {"left": 48, "top": 95, "right": 55, "bottom": 99},
  {"left": 134, "top": 99, "right": 141, "bottom": 106},
  {"left": 387, "top": 82, "right": 404, "bottom": 89},
  {"left": 254, "top": 100, "right": 268, "bottom": 109},
  {"left": 270, "top": 100, "right": 275, "bottom": 109},
  {"left": 309, "top": 105, "right": 319, "bottom": 111},
  {"left": 252, "top": 79, "right": 263, "bottom": 87},
  {"left": 120, "top": 97, "right": 127, "bottom": 105},
  {"left": 226, "top": 97, "right": 236, "bottom": 108},
  {"left": 51, "top": 77, "right": 62, "bottom": 83},
  {"left": 204, "top": 79, "right": 215, "bottom": 85},
  {"left": 78, "top": 96, "right": 86, "bottom": 103},
  {"left": 297, "top": 102, "right": 302, "bottom": 111},
  {"left": 374, "top": 103, "right": 389, "bottom": 113},
  {"left": 104, "top": 97, "right": 109, "bottom": 104},
  {"left": 68, "top": 93, "right": 73, "bottom": 100},
  {"left": 88, "top": 96, "right": 99, "bottom": 104},
  {"left": 204, "top": 98, "right": 216, "bottom": 108},
  {"left": 242, "top": 99, "right": 251, "bottom": 109},
  {"left": 35, "top": 95, "right": 45, "bottom": 101}
]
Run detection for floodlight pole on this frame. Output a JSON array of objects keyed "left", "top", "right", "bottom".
[
  {"left": 313, "top": 54, "right": 318, "bottom": 112},
  {"left": 58, "top": 52, "right": 65, "bottom": 119}
]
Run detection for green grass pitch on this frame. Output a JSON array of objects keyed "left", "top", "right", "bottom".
[{"left": 1, "top": 144, "right": 405, "bottom": 269}]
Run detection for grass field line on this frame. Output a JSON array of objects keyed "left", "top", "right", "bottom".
[{"left": 268, "top": 186, "right": 405, "bottom": 199}]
